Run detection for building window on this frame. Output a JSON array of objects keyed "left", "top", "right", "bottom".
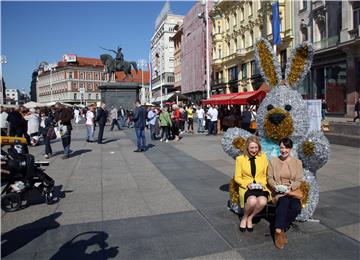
[
  {"left": 300, "top": 0, "right": 307, "bottom": 11},
  {"left": 251, "top": 60, "right": 260, "bottom": 76},
  {"left": 228, "top": 66, "right": 238, "bottom": 82},
  {"left": 302, "top": 28, "right": 308, "bottom": 42},
  {"left": 234, "top": 39, "right": 238, "bottom": 51},
  {"left": 96, "top": 94, "right": 99, "bottom": 100},
  {"left": 79, "top": 72, "right": 84, "bottom": 79},
  {"left": 217, "top": 24, "right": 221, "bottom": 33},
  {"left": 354, "top": 4, "right": 360, "bottom": 29},
  {"left": 249, "top": 2, "right": 253, "bottom": 16},
  {"left": 87, "top": 83, "right": 92, "bottom": 90},
  {"left": 250, "top": 30, "right": 254, "bottom": 46},
  {"left": 280, "top": 50, "right": 287, "bottom": 76},
  {"left": 241, "top": 35, "right": 245, "bottom": 48},
  {"left": 74, "top": 93, "right": 77, "bottom": 100},
  {"left": 233, "top": 13, "right": 237, "bottom": 26},
  {"left": 242, "top": 63, "right": 248, "bottom": 79},
  {"left": 218, "top": 49, "right": 222, "bottom": 59},
  {"left": 86, "top": 73, "right": 91, "bottom": 80},
  {"left": 227, "top": 17, "right": 230, "bottom": 30},
  {"left": 227, "top": 42, "right": 231, "bottom": 55},
  {"left": 240, "top": 7, "right": 244, "bottom": 21},
  {"left": 68, "top": 72, "right": 73, "bottom": 79},
  {"left": 88, "top": 93, "right": 91, "bottom": 99},
  {"left": 72, "top": 82, "right": 77, "bottom": 90}
]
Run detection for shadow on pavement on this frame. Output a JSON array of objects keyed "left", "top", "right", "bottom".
[
  {"left": 219, "top": 183, "right": 229, "bottom": 192},
  {"left": 1, "top": 212, "right": 62, "bottom": 258},
  {"left": 70, "top": 149, "right": 92, "bottom": 158},
  {"left": 102, "top": 139, "right": 118, "bottom": 144},
  {"left": 50, "top": 231, "right": 118, "bottom": 260}
]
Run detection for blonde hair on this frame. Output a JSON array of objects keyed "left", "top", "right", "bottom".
[{"left": 244, "top": 136, "right": 262, "bottom": 157}]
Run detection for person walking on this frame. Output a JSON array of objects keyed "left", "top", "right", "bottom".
[
  {"left": 74, "top": 107, "right": 80, "bottom": 124},
  {"left": 118, "top": 105, "right": 126, "bottom": 127},
  {"left": 196, "top": 105, "right": 205, "bottom": 133},
  {"left": 24, "top": 108, "right": 40, "bottom": 146},
  {"left": 147, "top": 106, "right": 158, "bottom": 140},
  {"left": 353, "top": 97, "right": 360, "bottom": 122},
  {"left": 0, "top": 106, "right": 9, "bottom": 136},
  {"left": 39, "top": 109, "right": 53, "bottom": 159},
  {"left": 186, "top": 105, "right": 194, "bottom": 134},
  {"left": 207, "top": 105, "right": 218, "bottom": 135},
  {"left": 96, "top": 103, "right": 108, "bottom": 144},
  {"left": 110, "top": 106, "right": 121, "bottom": 131},
  {"left": 159, "top": 107, "right": 172, "bottom": 142},
  {"left": 54, "top": 102, "right": 73, "bottom": 159},
  {"left": 86, "top": 105, "right": 95, "bottom": 142},
  {"left": 133, "top": 100, "right": 147, "bottom": 152},
  {"left": 241, "top": 107, "right": 252, "bottom": 132}
]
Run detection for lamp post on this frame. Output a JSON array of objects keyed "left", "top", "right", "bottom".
[
  {"left": 200, "top": 0, "right": 211, "bottom": 99},
  {"left": 175, "top": 90, "right": 180, "bottom": 105},
  {"left": 0, "top": 55, "right": 7, "bottom": 105},
  {"left": 138, "top": 59, "right": 146, "bottom": 104}
]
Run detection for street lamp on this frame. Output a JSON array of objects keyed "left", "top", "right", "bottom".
[
  {"left": 200, "top": 0, "right": 211, "bottom": 100},
  {"left": 0, "top": 55, "right": 7, "bottom": 105},
  {"left": 175, "top": 90, "right": 180, "bottom": 105}
]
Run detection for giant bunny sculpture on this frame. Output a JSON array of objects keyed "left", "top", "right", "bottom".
[{"left": 222, "top": 38, "right": 330, "bottom": 221}]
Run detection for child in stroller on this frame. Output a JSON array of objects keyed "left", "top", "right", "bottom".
[{"left": 1, "top": 137, "right": 55, "bottom": 212}]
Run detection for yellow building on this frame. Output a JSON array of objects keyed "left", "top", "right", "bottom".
[{"left": 210, "top": 0, "right": 294, "bottom": 94}]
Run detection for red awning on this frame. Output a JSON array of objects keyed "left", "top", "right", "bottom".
[{"left": 201, "top": 90, "right": 266, "bottom": 106}]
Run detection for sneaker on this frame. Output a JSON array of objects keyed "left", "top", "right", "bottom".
[
  {"left": 44, "top": 154, "right": 50, "bottom": 159},
  {"left": 160, "top": 139, "right": 163, "bottom": 142},
  {"left": 165, "top": 139, "right": 169, "bottom": 143}
]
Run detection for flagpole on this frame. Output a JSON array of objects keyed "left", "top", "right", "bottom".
[{"left": 149, "top": 51, "right": 152, "bottom": 102}]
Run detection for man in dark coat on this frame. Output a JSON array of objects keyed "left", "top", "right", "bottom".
[
  {"left": 354, "top": 97, "right": 360, "bottom": 122},
  {"left": 54, "top": 103, "right": 73, "bottom": 159},
  {"left": 133, "top": 100, "right": 147, "bottom": 152},
  {"left": 96, "top": 103, "right": 108, "bottom": 144}
]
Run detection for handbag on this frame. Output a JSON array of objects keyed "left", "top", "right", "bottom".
[
  {"left": 54, "top": 125, "right": 68, "bottom": 139},
  {"left": 46, "top": 127, "right": 56, "bottom": 140},
  {"left": 287, "top": 182, "right": 305, "bottom": 200}
]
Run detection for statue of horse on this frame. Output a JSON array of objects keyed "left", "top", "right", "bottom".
[{"left": 100, "top": 54, "right": 138, "bottom": 81}]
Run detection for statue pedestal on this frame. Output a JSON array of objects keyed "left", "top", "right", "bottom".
[{"left": 98, "top": 82, "right": 141, "bottom": 111}]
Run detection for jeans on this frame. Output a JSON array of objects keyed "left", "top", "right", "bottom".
[
  {"left": 86, "top": 125, "right": 94, "bottom": 141},
  {"left": 188, "top": 118, "right": 193, "bottom": 132},
  {"left": 275, "top": 196, "right": 301, "bottom": 229},
  {"left": 119, "top": 116, "right": 125, "bottom": 127},
  {"left": 208, "top": 121, "right": 216, "bottom": 135},
  {"left": 43, "top": 135, "right": 52, "bottom": 155},
  {"left": 160, "top": 126, "right": 169, "bottom": 140},
  {"left": 149, "top": 124, "right": 156, "bottom": 140},
  {"left": 135, "top": 127, "right": 146, "bottom": 150},
  {"left": 197, "top": 118, "right": 204, "bottom": 133},
  {"left": 62, "top": 131, "right": 71, "bottom": 155}
]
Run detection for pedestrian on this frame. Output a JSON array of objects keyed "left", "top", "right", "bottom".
[
  {"left": 241, "top": 106, "right": 252, "bottom": 132},
  {"left": 110, "top": 106, "right": 121, "bottom": 131},
  {"left": 118, "top": 105, "right": 126, "bottom": 127},
  {"left": 0, "top": 106, "right": 9, "bottom": 136},
  {"left": 7, "top": 107, "right": 26, "bottom": 138},
  {"left": 74, "top": 107, "right": 80, "bottom": 124},
  {"left": 321, "top": 99, "right": 327, "bottom": 121},
  {"left": 54, "top": 102, "right": 73, "bottom": 159},
  {"left": 133, "top": 100, "right": 147, "bottom": 152},
  {"left": 85, "top": 105, "right": 95, "bottom": 142},
  {"left": 24, "top": 108, "right": 40, "bottom": 146},
  {"left": 235, "top": 136, "right": 271, "bottom": 232},
  {"left": 147, "top": 106, "right": 158, "bottom": 140},
  {"left": 39, "top": 109, "right": 53, "bottom": 159},
  {"left": 353, "top": 97, "right": 360, "bottom": 122},
  {"left": 186, "top": 105, "right": 194, "bottom": 134},
  {"left": 171, "top": 104, "right": 181, "bottom": 141},
  {"left": 196, "top": 105, "right": 205, "bottom": 133},
  {"left": 267, "top": 137, "right": 304, "bottom": 250},
  {"left": 207, "top": 105, "right": 218, "bottom": 135},
  {"left": 96, "top": 103, "right": 108, "bottom": 144},
  {"left": 159, "top": 106, "right": 172, "bottom": 142}
]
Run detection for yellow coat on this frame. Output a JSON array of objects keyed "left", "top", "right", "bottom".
[{"left": 234, "top": 152, "right": 271, "bottom": 208}]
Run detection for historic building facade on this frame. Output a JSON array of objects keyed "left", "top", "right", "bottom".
[
  {"left": 210, "top": 0, "right": 294, "bottom": 94},
  {"left": 150, "top": 6, "right": 184, "bottom": 100},
  {"left": 295, "top": 0, "right": 360, "bottom": 116},
  {"left": 37, "top": 55, "right": 149, "bottom": 105}
]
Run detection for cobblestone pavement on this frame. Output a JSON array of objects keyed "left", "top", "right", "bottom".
[{"left": 1, "top": 124, "right": 359, "bottom": 259}]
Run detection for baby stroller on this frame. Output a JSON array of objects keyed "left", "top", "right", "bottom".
[{"left": 1, "top": 136, "right": 55, "bottom": 212}]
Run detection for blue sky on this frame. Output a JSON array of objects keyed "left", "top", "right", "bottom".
[{"left": 1, "top": 1, "right": 195, "bottom": 92}]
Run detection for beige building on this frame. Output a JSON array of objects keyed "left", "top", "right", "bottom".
[
  {"left": 173, "top": 23, "right": 183, "bottom": 92},
  {"left": 210, "top": 0, "right": 295, "bottom": 94}
]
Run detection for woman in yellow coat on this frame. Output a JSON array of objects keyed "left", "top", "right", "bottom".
[{"left": 234, "top": 136, "right": 271, "bottom": 232}]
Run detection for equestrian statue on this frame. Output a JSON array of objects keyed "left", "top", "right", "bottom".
[{"left": 100, "top": 46, "right": 138, "bottom": 81}]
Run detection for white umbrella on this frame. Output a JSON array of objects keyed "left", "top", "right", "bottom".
[{"left": 23, "top": 101, "right": 43, "bottom": 108}]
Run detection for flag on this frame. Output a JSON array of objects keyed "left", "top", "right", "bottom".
[{"left": 272, "top": 1, "right": 281, "bottom": 45}]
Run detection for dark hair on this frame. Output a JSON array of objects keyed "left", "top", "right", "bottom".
[{"left": 279, "top": 137, "right": 293, "bottom": 148}]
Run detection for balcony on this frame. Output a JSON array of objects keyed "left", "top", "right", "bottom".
[
  {"left": 348, "top": 27, "right": 360, "bottom": 40},
  {"left": 211, "top": 78, "right": 226, "bottom": 88},
  {"left": 236, "top": 48, "right": 246, "bottom": 57},
  {"left": 212, "top": 33, "right": 222, "bottom": 42},
  {"left": 313, "top": 35, "right": 339, "bottom": 50}
]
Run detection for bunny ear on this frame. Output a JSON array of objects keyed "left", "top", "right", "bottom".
[
  {"left": 285, "top": 42, "right": 314, "bottom": 88},
  {"left": 254, "top": 38, "right": 282, "bottom": 88}
]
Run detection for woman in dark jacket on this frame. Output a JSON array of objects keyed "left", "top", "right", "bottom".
[{"left": 39, "top": 109, "right": 54, "bottom": 159}]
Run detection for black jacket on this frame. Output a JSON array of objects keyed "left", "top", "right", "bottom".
[
  {"left": 96, "top": 108, "right": 108, "bottom": 126},
  {"left": 133, "top": 106, "right": 147, "bottom": 129}
]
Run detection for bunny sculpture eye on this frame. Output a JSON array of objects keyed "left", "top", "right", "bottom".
[
  {"left": 285, "top": 104, "right": 292, "bottom": 111},
  {"left": 267, "top": 104, "right": 274, "bottom": 111}
]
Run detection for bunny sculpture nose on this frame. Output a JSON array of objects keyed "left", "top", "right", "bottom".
[{"left": 269, "top": 113, "right": 285, "bottom": 125}]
